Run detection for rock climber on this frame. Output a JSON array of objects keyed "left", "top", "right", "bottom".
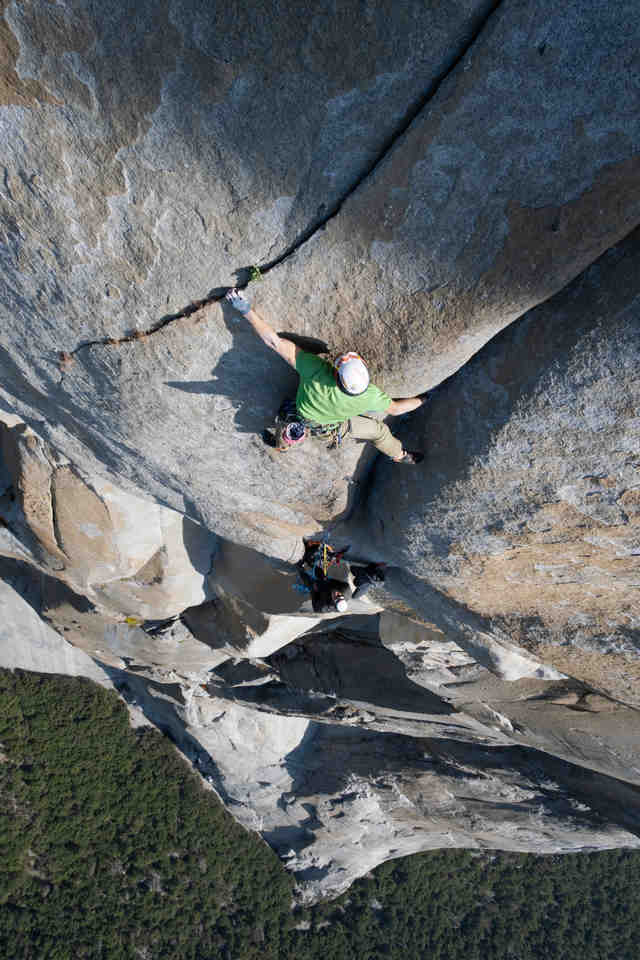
[
  {"left": 225, "top": 288, "right": 427, "bottom": 464},
  {"left": 296, "top": 539, "right": 351, "bottom": 614},
  {"left": 297, "top": 564, "right": 350, "bottom": 614},
  {"left": 295, "top": 540, "right": 386, "bottom": 611}
]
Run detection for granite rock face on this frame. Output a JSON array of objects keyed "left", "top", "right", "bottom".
[
  {"left": 2, "top": 0, "right": 490, "bottom": 330},
  {"left": 345, "top": 226, "right": 640, "bottom": 704},
  {"left": 1, "top": 0, "right": 639, "bottom": 555},
  {"left": 250, "top": 0, "right": 640, "bottom": 397},
  {"left": 1, "top": 0, "right": 640, "bottom": 905},
  {"left": 67, "top": 614, "right": 640, "bottom": 902},
  {"left": 208, "top": 611, "right": 640, "bottom": 788},
  {"left": 0, "top": 412, "right": 216, "bottom": 619},
  {"left": 0, "top": 0, "right": 495, "bottom": 557},
  {"left": 0, "top": 575, "right": 112, "bottom": 686}
]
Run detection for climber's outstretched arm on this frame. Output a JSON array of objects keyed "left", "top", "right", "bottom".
[
  {"left": 245, "top": 307, "right": 298, "bottom": 368},
  {"left": 386, "top": 396, "right": 424, "bottom": 415},
  {"left": 225, "top": 289, "right": 298, "bottom": 369}
]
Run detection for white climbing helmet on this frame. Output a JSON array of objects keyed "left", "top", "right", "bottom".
[{"left": 334, "top": 352, "right": 370, "bottom": 396}]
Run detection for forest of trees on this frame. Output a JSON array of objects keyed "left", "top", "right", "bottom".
[{"left": 2, "top": 668, "right": 639, "bottom": 959}]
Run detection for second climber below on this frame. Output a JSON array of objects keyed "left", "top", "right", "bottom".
[{"left": 225, "top": 288, "right": 426, "bottom": 464}]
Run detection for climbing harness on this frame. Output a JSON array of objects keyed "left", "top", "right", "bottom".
[
  {"left": 274, "top": 398, "right": 349, "bottom": 451},
  {"left": 307, "top": 420, "right": 349, "bottom": 449},
  {"left": 300, "top": 538, "right": 349, "bottom": 580}
]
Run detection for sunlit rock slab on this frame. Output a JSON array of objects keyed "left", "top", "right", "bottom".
[{"left": 0, "top": 577, "right": 111, "bottom": 685}]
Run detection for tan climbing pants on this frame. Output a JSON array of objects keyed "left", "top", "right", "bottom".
[{"left": 348, "top": 415, "right": 403, "bottom": 460}]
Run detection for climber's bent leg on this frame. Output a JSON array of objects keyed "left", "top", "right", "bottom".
[{"left": 348, "top": 415, "right": 403, "bottom": 460}]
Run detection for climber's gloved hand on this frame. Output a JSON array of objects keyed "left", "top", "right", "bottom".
[{"left": 225, "top": 288, "right": 251, "bottom": 315}]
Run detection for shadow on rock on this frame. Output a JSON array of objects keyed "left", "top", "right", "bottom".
[
  {"left": 181, "top": 514, "right": 216, "bottom": 580},
  {"left": 280, "top": 724, "right": 640, "bottom": 838},
  {"left": 165, "top": 297, "right": 302, "bottom": 436},
  {"left": 267, "top": 627, "right": 454, "bottom": 716}
]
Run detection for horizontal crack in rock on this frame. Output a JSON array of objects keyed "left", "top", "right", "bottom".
[{"left": 58, "top": 292, "right": 224, "bottom": 375}]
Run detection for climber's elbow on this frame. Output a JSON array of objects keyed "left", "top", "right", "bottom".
[
  {"left": 262, "top": 330, "right": 282, "bottom": 354},
  {"left": 274, "top": 337, "right": 298, "bottom": 369}
]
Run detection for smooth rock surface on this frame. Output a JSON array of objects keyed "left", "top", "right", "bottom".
[
  {"left": 206, "top": 615, "right": 640, "bottom": 787},
  {"left": 0, "top": 575, "right": 112, "bottom": 685},
  {"left": 253, "top": 0, "right": 640, "bottom": 396},
  {"left": 0, "top": 553, "right": 229, "bottom": 683},
  {"left": 2, "top": 0, "right": 489, "bottom": 334},
  {"left": 0, "top": 414, "right": 216, "bottom": 619}
]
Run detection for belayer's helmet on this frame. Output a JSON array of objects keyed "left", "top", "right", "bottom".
[
  {"left": 334, "top": 352, "right": 370, "bottom": 396},
  {"left": 333, "top": 593, "right": 348, "bottom": 613}
]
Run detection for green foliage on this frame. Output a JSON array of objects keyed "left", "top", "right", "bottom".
[
  {"left": 248, "top": 265, "right": 263, "bottom": 282},
  {"left": 289, "top": 836, "right": 640, "bottom": 960},
  {"left": 2, "top": 668, "right": 640, "bottom": 960},
  {"left": 0, "top": 670, "right": 292, "bottom": 959}
]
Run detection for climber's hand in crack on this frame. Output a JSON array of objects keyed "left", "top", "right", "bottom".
[
  {"left": 224, "top": 289, "right": 251, "bottom": 315},
  {"left": 225, "top": 288, "right": 298, "bottom": 368}
]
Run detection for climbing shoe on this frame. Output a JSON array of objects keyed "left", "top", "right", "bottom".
[
  {"left": 352, "top": 563, "right": 386, "bottom": 600},
  {"left": 393, "top": 450, "right": 424, "bottom": 465}
]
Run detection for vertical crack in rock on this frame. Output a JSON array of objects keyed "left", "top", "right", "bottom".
[
  {"left": 48, "top": 471, "right": 67, "bottom": 560},
  {"left": 59, "top": 0, "right": 505, "bottom": 366},
  {"left": 256, "top": 0, "right": 505, "bottom": 274}
]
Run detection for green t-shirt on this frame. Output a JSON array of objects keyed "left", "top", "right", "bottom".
[{"left": 295, "top": 351, "right": 391, "bottom": 425}]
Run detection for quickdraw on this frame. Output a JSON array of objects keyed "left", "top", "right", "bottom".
[
  {"left": 301, "top": 539, "right": 349, "bottom": 580},
  {"left": 307, "top": 420, "right": 349, "bottom": 449}
]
